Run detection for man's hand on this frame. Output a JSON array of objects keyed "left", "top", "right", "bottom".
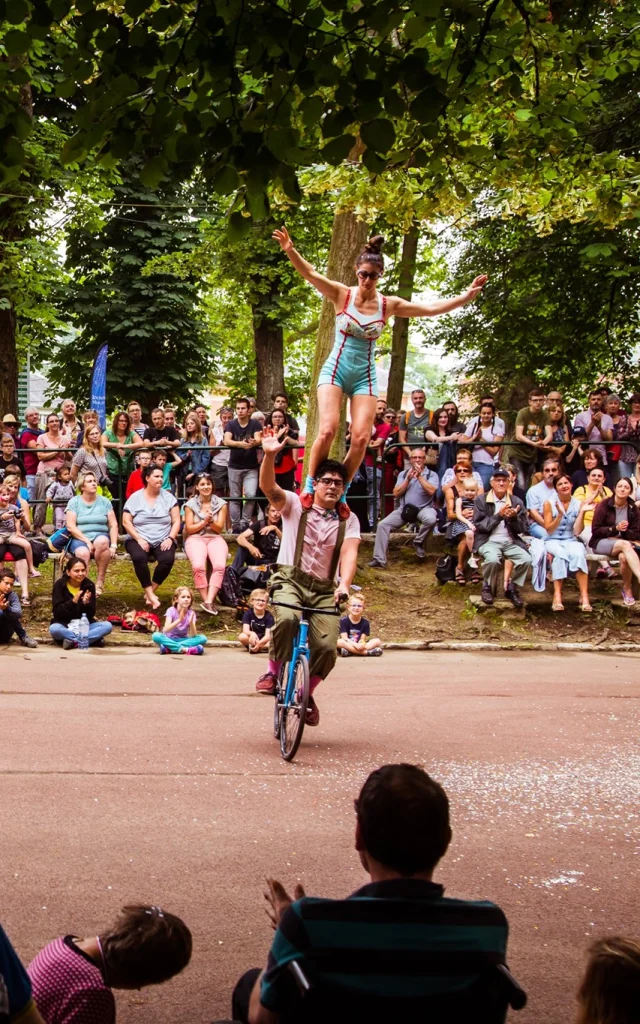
[
  {"left": 503, "top": 506, "right": 518, "bottom": 519},
  {"left": 0, "top": 594, "right": 8, "bottom": 611},
  {"left": 260, "top": 525, "right": 278, "bottom": 536},
  {"left": 248, "top": 544, "right": 262, "bottom": 559},
  {"left": 262, "top": 428, "right": 286, "bottom": 455},
  {"left": 591, "top": 411, "right": 602, "bottom": 425},
  {"left": 264, "top": 877, "right": 306, "bottom": 930},
  {"left": 464, "top": 274, "right": 488, "bottom": 302},
  {"left": 334, "top": 586, "right": 349, "bottom": 606}
]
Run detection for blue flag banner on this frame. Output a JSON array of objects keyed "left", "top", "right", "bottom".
[{"left": 89, "top": 343, "right": 108, "bottom": 429}]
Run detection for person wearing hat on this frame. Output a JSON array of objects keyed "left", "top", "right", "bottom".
[
  {"left": 473, "top": 466, "right": 532, "bottom": 607},
  {"left": 2, "top": 413, "right": 19, "bottom": 440},
  {"left": 368, "top": 449, "right": 439, "bottom": 569}
]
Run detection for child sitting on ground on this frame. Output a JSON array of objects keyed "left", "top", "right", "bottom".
[
  {"left": 46, "top": 465, "right": 75, "bottom": 530},
  {"left": 27, "top": 903, "right": 192, "bottom": 1024},
  {"left": 152, "top": 586, "right": 208, "bottom": 655},
  {"left": 338, "top": 593, "right": 382, "bottom": 657},
  {"left": 238, "top": 588, "right": 274, "bottom": 653},
  {"left": 0, "top": 483, "right": 41, "bottom": 582}
]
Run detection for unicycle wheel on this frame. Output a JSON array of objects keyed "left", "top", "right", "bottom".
[{"left": 280, "top": 654, "right": 310, "bottom": 762}]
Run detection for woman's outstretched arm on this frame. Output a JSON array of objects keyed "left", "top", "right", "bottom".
[
  {"left": 273, "top": 226, "right": 347, "bottom": 307},
  {"left": 387, "top": 275, "right": 488, "bottom": 318}
]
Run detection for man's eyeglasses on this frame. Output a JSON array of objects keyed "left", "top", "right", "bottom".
[
  {"left": 317, "top": 477, "right": 344, "bottom": 488},
  {"left": 356, "top": 270, "right": 380, "bottom": 281}
]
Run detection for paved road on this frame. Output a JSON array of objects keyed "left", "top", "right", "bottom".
[{"left": 1, "top": 647, "right": 638, "bottom": 1024}]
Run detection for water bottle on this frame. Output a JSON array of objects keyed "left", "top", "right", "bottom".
[
  {"left": 78, "top": 614, "right": 90, "bottom": 651},
  {"left": 69, "top": 618, "right": 80, "bottom": 639}
]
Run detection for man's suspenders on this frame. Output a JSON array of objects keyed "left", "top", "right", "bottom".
[{"left": 294, "top": 510, "right": 347, "bottom": 582}]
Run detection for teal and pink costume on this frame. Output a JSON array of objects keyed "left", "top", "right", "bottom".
[{"left": 317, "top": 289, "right": 387, "bottom": 398}]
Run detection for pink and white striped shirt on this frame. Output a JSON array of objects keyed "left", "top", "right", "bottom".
[{"left": 28, "top": 937, "right": 115, "bottom": 1024}]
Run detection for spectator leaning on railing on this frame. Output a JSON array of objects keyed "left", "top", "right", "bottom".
[{"left": 34, "top": 413, "right": 72, "bottom": 534}]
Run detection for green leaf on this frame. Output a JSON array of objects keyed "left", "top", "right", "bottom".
[
  {"left": 383, "top": 91, "right": 405, "bottom": 119},
  {"left": 2, "top": 136, "right": 25, "bottom": 167},
  {"left": 514, "top": 109, "right": 532, "bottom": 121},
  {"left": 321, "top": 133, "right": 356, "bottom": 164},
  {"left": 300, "top": 96, "right": 323, "bottom": 129},
  {"left": 404, "top": 15, "right": 430, "bottom": 39},
  {"left": 227, "top": 211, "right": 253, "bottom": 241},
  {"left": 3, "top": 28, "right": 31, "bottom": 53},
  {"left": 410, "top": 88, "right": 445, "bottom": 123},
  {"left": 139, "top": 155, "right": 168, "bottom": 188},
  {"left": 360, "top": 117, "right": 396, "bottom": 153},
  {"left": 125, "top": 0, "right": 151, "bottom": 16},
  {"left": 362, "top": 147, "right": 386, "bottom": 174},
  {"left": 5, "top": 0, "right": 29, "bottom": 23},
  {"left": 212, "top": 165, "right": 240, "bottom": 195}
]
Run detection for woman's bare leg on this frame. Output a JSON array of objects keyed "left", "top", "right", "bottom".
[
  {"left": 343, "top": 394, "right": 378, "bottom": 481},
  {"left": 93, "top": 537, "right": 111, "bottom": 594},
  {"left": 307, "top": 384, "right": 344, "bottom": 482},
  {"left": 576, "top": 570, "right": 591, "bottom": 609}
]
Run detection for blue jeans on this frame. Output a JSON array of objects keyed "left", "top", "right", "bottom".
[
  {"left": 473, "top": 462, "right": 495, "bottom": 491},
  {"left": 366, "top": 464, "right": 382, "bottom": 527},
  {"left": 228, "top": 468, "right": 259, "bottom": 530},
  {"left": 50, "top": 621, "right": 113, "bottom": 645}
]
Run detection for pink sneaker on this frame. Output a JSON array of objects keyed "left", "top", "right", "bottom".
[
  {"left": 305, "top": 696, "right": 320, "bottom": 727},
  {"left": 184, "top": 645, "right": 204, "bottom": 655}
]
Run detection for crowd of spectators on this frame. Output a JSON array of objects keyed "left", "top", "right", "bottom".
[
  {"left": 1, "top": 761, "right": 637, "bottom": 1024},
  {"left": 2, "top": 386, "right": 640, "bottom": 646}
]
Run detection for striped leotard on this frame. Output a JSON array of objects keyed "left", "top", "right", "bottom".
[{"left": 318, "top": 288, "right": 387, "bottom": 398}]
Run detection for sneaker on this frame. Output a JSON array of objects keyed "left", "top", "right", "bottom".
[
  {"left": 300, "top": 492, "right": 314, "bottom": 510},
  {"left": 340, "top": 648, "right": 352, "bottom": 657},
  {"left": 504, "top": 582, "right": 524, "bottom": 609},
  {"left": 367, "top": 559, "right": 386, "bottom": 569},
  {"left": 414, "top": 545, "right": 426, "bottom": 560},
  {"left": 62, "top": 638, "right": 77, "bottom": 650},
  {"left": 337, "top": 502, "right": 352, "bottom": 521},
  {"left": 305, "top": 695, "right": 320, "bottom": 726},
  {"left": 19, "top": 635, "right": 38, "bottom": 649},
  {"left": 158, "top": 644, "right": 169, "bottom": 655},
  {"left": 596, "top": 565, "right": 615, "bottom": 579},
  {"left": 231, "top": 526, "right": 243, "bottom": 535},
  {"left": 94, "top": 638, "right": 106, "bottom": 648},
  {"left": 481, "top": 584, "right": 494, "bottom": 606},
  {"left": 468, "top": 555, "right": 478, "bottom": 569},
  {"left": 185, "top": 644, "right": 204, "bottom": 655},
  {"left": 256, "top": 672, "right": 278, "bottom": 695},
  {"left": 366, "top": 648, "right": 383, "bottom": 657}
]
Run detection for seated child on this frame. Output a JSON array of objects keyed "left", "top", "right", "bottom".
[
  {"left": 46, "top": 465, "right": 75, "bottom": 530},
  {"left": 28, "top": 903, "right": 192, "bottom": 1024},
  {"left": 338, "top": 594, "right": 382, "bottom": 657},
  {"left": 0, "top": 482, "right": 41, "bottom": 582},
  {"left": 152, "top": 586, "right": 208, "bottom": 655},
  {"left": 238, "top": 588, "right": 274, "bottom": 653}
]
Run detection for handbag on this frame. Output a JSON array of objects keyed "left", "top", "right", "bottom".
[{"left": 435, "top": 554, "right": 457, "bottom": 585}]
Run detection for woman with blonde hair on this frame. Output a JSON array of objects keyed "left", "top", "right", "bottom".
[
  {"left": 576, "top": 936, "right": 640, "bottom": 1024},
  {"left": 179, "top": 410, "right": 211, "bottom": 490},
  {"left": 70, "top": 425, "right": 110, "bottom": 486}
]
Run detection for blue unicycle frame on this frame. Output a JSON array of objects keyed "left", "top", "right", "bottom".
[{"left": 271, "top": 600, "right": 339, "bottom": 762}]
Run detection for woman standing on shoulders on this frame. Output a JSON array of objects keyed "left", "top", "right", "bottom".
[
  {"left": 273, "top": 225, "right": 487, "bottom": 512},
  {"left": 183, "top": 472, "right": 228, "bottom": 614}
]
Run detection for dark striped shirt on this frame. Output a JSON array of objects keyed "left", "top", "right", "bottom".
[{"left": 260, "top": 879, "right": 508, "bottom": 1012}]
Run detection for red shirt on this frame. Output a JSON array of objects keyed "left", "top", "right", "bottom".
[
  {"left": 19, "top": 428, "right": 42, "bottom": 476},
  {"left": 28, "top": 936, "right": 115, "bottom": 1024},
  {"left": 364, "top": 422, "right": 392, "bottom": 468},
  {"left": 125, "top": 468, "right": 144, "bottom": 499}
]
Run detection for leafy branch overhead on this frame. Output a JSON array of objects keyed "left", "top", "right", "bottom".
[{"left": 0, "top": 0, "right": 638, "bottom": 231}]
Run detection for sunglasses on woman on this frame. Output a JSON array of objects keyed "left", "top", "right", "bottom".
[{"left": 357, "top": 270, "right": 380, "bottom": 281}]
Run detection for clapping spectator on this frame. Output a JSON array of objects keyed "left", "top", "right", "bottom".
[
  {"left": 224, "top": 397, "right": 263, "bottom": 533},
  {"left": 28, "top": 903, "right": 192, "bottom": 1024},
  {"left": 575, "top": 936, "right": 640, "bottom": 1024},
  {"left": 447, "top": 476, "right": 481, "bottom": 584},
  {"left": 369, "top": 450, "right": 438, "bottom": 568},
  {"left": 65, "top": 471, "right": 119, "bottom": 596},
  {"left": 269, "top": 409, "right": 298, "bottom": 493},
  {"left": 46, "top": 466, "right": 75, "bottom": 529},
  {"left": 506, "top": 387, "right": 552, "bottom": 492},
  {"left": 573, "top": 390, "right": 614, "bottom": 467},
  {"left": 232, "top": 503, "right": 282, "bottom": 574},
  {"left": 618, "top": 393, "right": 640, "bottom": 479},
  {"left": 34, "top": 413, "right": 72, "bottom": 533},
  {"left": 338, "top": 593, "right": 382, "bottom": 656},
  {"left": 71, "top": 425, "right": 110, "bottom": 487},
  {"left": 573, "top": 466, "right": 613, "bottom": 575},
  {"left": 462, "top": 402, "right": 504, "bottom": 490},
  {"left": 543, "top": 473, "right": 591, "bottom": 612},
  {"left": 102, "top": 411, "right": 142, "bottom": 507},
  {"left": 0, "top": 434, "right": 26, "bottom": 483},
  {"left": 590, "top": 477, "right": 640, "bottom": 606},
  {"left": 183, "top": 471, "right": 228, "bottom": 614},
  {"left": 122, "top": 465, "right": 180, "bottom": 610},
  {"left": 49, "top": 556, "right": 113, "bottom": 648},
  {"left": 127, "top": 400, "right": 149, "bottom": 439},
  {"left": 19, "top": 407, "right": 43, "bottom": 500},
  {"left": 238, "top": 589, "right": 274, "bottom": 653},
  {"left": 474, "top": 466, "right": 531, "bottom": 607},
  {"left": 0, "top": 567, "right": 38, "bottom": 647},
  {"left": 152, "top": 585, "right": 208, "bottom": 654}
]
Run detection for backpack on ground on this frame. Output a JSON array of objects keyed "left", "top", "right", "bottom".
[{"left": 218, "top": 566, "right": 243, "bottom": 607}]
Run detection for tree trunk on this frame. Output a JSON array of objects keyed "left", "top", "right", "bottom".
[
  {"left": 303, "top": 211, "right": 369, "bottom": 475},
  {"left": 0, "top": 305, "right": 19, "bottom": 416},
  {"left": 253, "top": 308, "right": 285, "bottom": 413},
  {"left": 386, "top": 224, "right": 419, "bottom": 412}
]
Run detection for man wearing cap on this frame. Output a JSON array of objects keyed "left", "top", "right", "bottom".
[{"left": 473, "top": 467, "right": 531, "bottom": 608}]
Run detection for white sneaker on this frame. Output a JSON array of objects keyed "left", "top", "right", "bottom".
[{"left": 468, "top": 556, "right": 478, "bottom": 569}]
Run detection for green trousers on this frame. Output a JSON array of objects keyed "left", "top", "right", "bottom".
[{"left": 269, "top": 566, "right": 339, "bottom": 680}]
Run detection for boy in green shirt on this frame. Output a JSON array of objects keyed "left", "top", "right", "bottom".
[{"left": 507, "top": 388, "right": 552, "bottom": 491}]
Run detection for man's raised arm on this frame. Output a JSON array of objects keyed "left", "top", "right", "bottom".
[{"left": 259, "top": 432, "right": 288, "bottom": 512}]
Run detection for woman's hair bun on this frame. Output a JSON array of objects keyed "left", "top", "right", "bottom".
[{"left": 363, "top": 235, "right": 385, "bottom": 255}]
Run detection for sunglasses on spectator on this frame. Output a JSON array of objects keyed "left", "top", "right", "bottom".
[
  {"left": 317, "top": 476, "right": 344, "bottom": 487},
  {"left": 384, "top": 413, "right": 395, "bottom": 419},
  {"left": 356, "top": 270, "right": 380, "bottom": 281}
]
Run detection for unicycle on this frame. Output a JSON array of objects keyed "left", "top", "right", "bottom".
[{"left": 271, "top": 600, "right": 339, "bottom": 762}]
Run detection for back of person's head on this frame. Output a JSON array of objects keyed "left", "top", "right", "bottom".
[
  {"left": 355, "top": 764, "right": 451, "bottom": 876},
  {"left": 314, "top": 459, "right": 348, "bottom": 483},
  {"left": 577, "top": 936, "right": 640, "bottom": 1024},
  {"left": 100, "top": 904, "right": 192, "bottom": 989}
]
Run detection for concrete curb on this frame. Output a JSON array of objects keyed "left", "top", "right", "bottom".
[{"left": 17, "top": 638, "right": 640, "bottom": 653}]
